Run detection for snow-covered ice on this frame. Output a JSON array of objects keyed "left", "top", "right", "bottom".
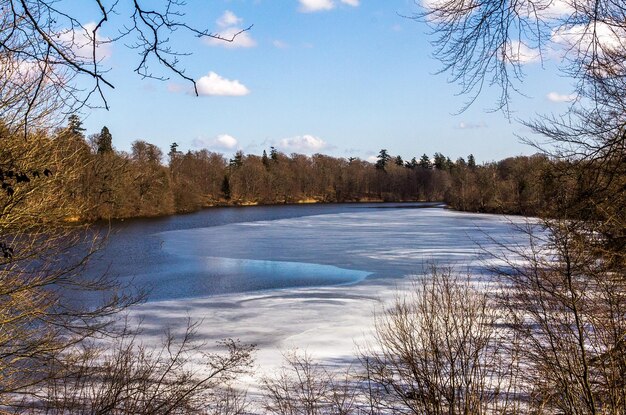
[{"left": 92, "top": 204, "right": 533, "bottom": 379}]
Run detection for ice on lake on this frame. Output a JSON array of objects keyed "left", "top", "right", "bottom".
[{"left": 89, "top": 204, "right": 534, "bottom": 378}]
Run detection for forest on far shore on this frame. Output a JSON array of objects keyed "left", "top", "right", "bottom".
[{"left": 41, "top": 115, "right": 591, "bottom": 222}]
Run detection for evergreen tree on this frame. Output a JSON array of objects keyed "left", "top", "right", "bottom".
[
  {"left": 229, "top": 150, "right": 244, "bottom": 168},
  {"left": 433, "top": 153, "right": 447, "bottom": 170},
  {"left": 168, "top": 142, "right": 180, "bottom": 164},
  {"left": 67, "top": 114, "right": 85, "bottom": 138},
  {"left": 262, "top": 150, "right": 270, "bottom": 168},
  {"left": 395, "top": 155, "right": 404, "bottom": 166},
  {"left": 445, "top": 157, "right": 454, "bottom": 170},
  {"left": 419, "top": 154, "right": 432, "bottom": 169},
  {"left": 169, "top": 142, "right": 179, "bottom": 156},
  {"left": 96, "top": 126, "right": 113, "bottom": 154},
  {"left": 270, "top": 146, "right": 278, "bottom": 162},
  {"left": 467, "top": 154, "right": 476, "bottom": 169},
  {"left": 406, "top": 157, "right": 418, "bottom": 169},
  {"left": 375, "top": 149, "right": 391, "bottom": 171}
]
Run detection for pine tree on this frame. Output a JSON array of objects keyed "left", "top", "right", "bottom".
[
  {"left": 96, "top": 126, "right": 113, "bottom": 154},
  {"left": 445, "top": 157, "right": 454, "bottom": 170},
  {"left": 375, "top": 149, "right": 391, "bottom": 171},
  {"left": 229, "top": 151, "right": 244, "bottom": 168},
  {"left": 270, "top": 146, "right": 278, "bottom": 162},
  {"left": 467, "top": 154, "right": 476, "bottom": 169},
  {"left": 419, "top": 153, "right": 432, "bottom": 169},
  {"left": 168, "top": 142, "right": 180, "bottom": 164},
  {"left": 262, "top": 150, "right": 269, "bottom": 168},
  {"left": 433, "top": 153, "right": 447, "bottom": 170},
  {"left": 67, "top": 114, "right": 85, "bottom": 138}
]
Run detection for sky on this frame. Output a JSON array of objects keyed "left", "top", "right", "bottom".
[{"left": 73, "top": 0, "right": 579, "bottom": 163}]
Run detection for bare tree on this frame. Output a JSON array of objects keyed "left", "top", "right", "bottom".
[
  {"left": 418, "top": 0, "right": 626, "bottom": 113},
  {"left": 0, "top": 122, "right": 144, "bottom": 406},
  {"left": 9, "top": 321, "right": 254, "bottom": 414},
  {"left": 418, "top": 0, "right": 626, "bottom": 239},
  {"left": 491, "top": 219, "right": 626, "bottom": 414},
  {"left": 0, "top": 0, "right": 251, "bottom": 132},
  {"left": 0, "top": 1, "right": 254, "bottom": 408},
  {"left": 360, "top": 266, "right": 522, "bottom": 415},
  {"left": 262, "top": 350, "right": 358, "bottom": 415},
  {"left": 417, "top": 0, "right": 626, "bottom": 412}
]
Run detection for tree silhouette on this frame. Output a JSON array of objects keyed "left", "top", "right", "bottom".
[
  {"left": 419, "top": 153, "right": 431, "bottom": 169},
  {"left": 467, "top": 154, "right": 476, "bottom": 169},
  {"left": 375, "top": 149, "right": 391, "bottom": 171},
  {"left": 96, "top": 126, "right": 113, "bottom": 154}
]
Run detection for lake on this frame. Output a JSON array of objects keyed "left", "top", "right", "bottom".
[
  {"left": 87, "top": 202, "right": 524, "bottom": 300},
  {"left": 85, "top": 202, "right": 530, "bottom": 372}
]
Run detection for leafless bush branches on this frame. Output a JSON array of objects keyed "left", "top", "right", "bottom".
[
  {"left": 360, "top": 266, "right": 523, "bottom": 415},
  {"left": 261, "top": 350, "right": 358, "bottom": 415},
  {"left": 494, "top": 219, "right": 626, "bottom": 414},
  {"left": 9, "top": 321, "right": 254, "bottom": 414}
]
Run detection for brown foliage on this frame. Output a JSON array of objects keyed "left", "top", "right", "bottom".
[{"left": 0, "top": 124, "right": 139, "bottom": 404}]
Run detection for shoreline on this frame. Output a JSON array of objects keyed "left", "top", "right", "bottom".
[{"left": 92, "top": 199, "right": 445, "bottom": 226}]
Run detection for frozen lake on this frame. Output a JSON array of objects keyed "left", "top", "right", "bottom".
[{"left": 86, "top": 203, "right": 529, "bottom": 374}]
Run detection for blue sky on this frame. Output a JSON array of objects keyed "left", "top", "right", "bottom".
[{"left": 76, "top": 0, "right": 578, "bottom": 163}]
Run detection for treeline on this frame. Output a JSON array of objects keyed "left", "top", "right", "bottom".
[
  {"left": 56, "top": 116, "right": 586, "bottom": 221},
  {"left": 68, "top": 118, "right": 451, "bottom": 220}
]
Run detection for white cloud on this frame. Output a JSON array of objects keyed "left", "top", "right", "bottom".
[
  {"left": 549, "top": 22, "right": 625, "bottom": 76},
  {"left": 366, "top": 155, "right": 378, "bottom": 163},
  {"left": 547, "top": 92, "right": 577, "bottom": 102},
  {"left": 214, "top": 134, "right": 239, "bottom": 149},
  {"left": 193, "top": 134, "right": 239, "bottom": 150},
  {"left": 298, "top": 0, "right": 360, "bottom": 12},
  {"left": 58, "top": 22, "right": 112, "bottom": 61},
  {"left": 196, "top": 72, "right": 250, "bottom": 97},
  {"left": 551, "top": 22, "right": 624, "bottom": 53},
  {"left": 537, "top": 0, "right": 574, "bottom": 18},
  {"left": 279, "top": 135, "right": 328, "bottom": 153},
  {"left": 425, "top": 0, "right": 570, "bottom": 21},
  {"left": 298, "top": 0, "right": 334, "bottom": 12},
  {"left": 421, "top": 0, "right": 477, "bottom": 21},
  {"left": 217, "top": 10, "right": 243, "bottom": 28},
  {"left": 506, "top": 40, "right": 540, "bottom": 64},
  {"left": 206, "top": 11, "right": 256, "bottom": 48},
  {"left": 514, "top": 0, "right": 574, "bottom": 19},
  {"left": 3, "top": 60, "right": 39, "bottom": 78},
  {"left": 0, "top": 59, "right": 50, "bottom": 86}
]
